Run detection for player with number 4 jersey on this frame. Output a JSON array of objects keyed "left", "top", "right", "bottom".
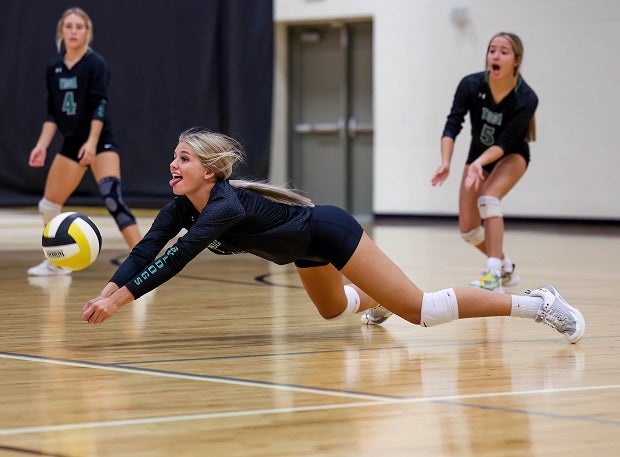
[{"left": 27, "top": 7, "right": 141, "bottom": 277}]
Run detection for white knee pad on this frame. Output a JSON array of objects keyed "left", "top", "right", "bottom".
[
  {"left": 477, "top": 195, "right": 502, "bottom": 219},
  {"left": 326, "top": 285, "right": 361, "bottom": 320},
  {"left": 420, "top": 288, "right": 459, "bottom": 327},
  {"left": 38, "top": 198, "right": 62, "bottom": 225},
  {"left": 461, "top": 226, "right": 485, "bottom": 246}
]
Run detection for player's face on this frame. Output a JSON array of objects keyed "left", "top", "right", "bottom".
[
  {"left": 486, "top": 36, "right": 519, "bottom": 80},
  {"left": 61, "top": 14, "right": 89, "bottom": 51},
  {"left": 169, "top": 142, "right": 213, "bottom": 197}
]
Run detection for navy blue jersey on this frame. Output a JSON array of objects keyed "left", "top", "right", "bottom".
[
  {"left": 111, "top": 180, "right": 318, "bottom": 298},
  {"left": 442, "top": 71, "right": 538, "bottom": 161},
  {"left": 45, "top": 49, "right": 111, "bottom": 138}
]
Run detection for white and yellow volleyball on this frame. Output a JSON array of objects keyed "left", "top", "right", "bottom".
[{"left": 42, "top": 212, "right": 102, "bottom": 271}]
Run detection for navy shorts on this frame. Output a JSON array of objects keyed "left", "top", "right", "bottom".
[
  {"left": 59, "top": 131, "right": 119, "bottom": 163},
  {"left": 294, "top": 205, "right": 364, "bottom": 271}
]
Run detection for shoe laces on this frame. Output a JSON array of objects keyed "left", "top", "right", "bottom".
[{"left": 526, "top": 289, "right": 575, "bottom": 334}]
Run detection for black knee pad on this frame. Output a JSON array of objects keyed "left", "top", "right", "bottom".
[{"left": 97, "top": 176, "right": 136, "bottom": 230}]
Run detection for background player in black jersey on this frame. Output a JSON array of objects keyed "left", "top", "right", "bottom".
[
  {"left": 81, "top": 128, "right": 584, "bottom": 344},
  {"left": 28, "top": 7, "right": 141, "bottom": 276},
  {"left": 429, "top": 32, "right": 538, "bottom": 293}
]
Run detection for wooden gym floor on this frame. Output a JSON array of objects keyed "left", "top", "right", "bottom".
[{"left": 0, "top": 207, "right": 618, "bottom": 456}]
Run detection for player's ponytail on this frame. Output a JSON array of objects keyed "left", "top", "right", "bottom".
[{"left": 178, "top": 128, "right": 314, "bottom": 207}]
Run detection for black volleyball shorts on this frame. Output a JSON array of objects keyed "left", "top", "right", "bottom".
[
  {"left": 294, "top": 205, "right": 364, "bottom": 271},
  {"left": 59, "top": 131, "right": 119, "bottom": 163}
]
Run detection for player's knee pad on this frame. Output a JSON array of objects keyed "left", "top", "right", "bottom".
[
  {"left": 477, "top": 195, "right": 502, "bottom": 219},
  {"left": 420, "top": 288, "right": 459, "bottom": 327},
  {"left": 97, "top": 176, "right": 136, "bottom": 230},
  {"left": 460, "top": 226, "right": 485, "bottom": 246},
  {"left": 325, "top": 285, "right": 361, "bottom": 320},
  {"left": 38, "top": 198, "right": 62, "bottom": 225}
]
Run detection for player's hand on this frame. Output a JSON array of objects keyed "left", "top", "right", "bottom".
[
  {"left": 464, "top": 162, "right": 484, "bottom": 190},
  {"left": 29, "top": 146, "right": 47, "bottom": 167},
  {"left": 431, "top": 164, "right": 450, "bottom": 186},
  {"left": 82, "top": 297, "right": 119, "bottom": 324},
  {"left": 77, "top": 142, "right": 96, "bottom": 166}
]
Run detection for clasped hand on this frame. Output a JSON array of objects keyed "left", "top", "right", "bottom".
[{"left": 82, "top": 297, "right": 119, "bottom": 324}]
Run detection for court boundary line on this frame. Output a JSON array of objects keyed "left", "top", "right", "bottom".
[
  {"left": 0, "top": 384, "right": 618, "bottom": 436},
  {"left": 1, "top": 351, "right": 619, "bottom": 436}
]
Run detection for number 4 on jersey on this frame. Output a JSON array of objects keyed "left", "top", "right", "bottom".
[{"left": 62, "top": 91, "right": 77, "bottom": 115}]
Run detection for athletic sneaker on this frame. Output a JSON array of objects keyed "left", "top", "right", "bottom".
[
  {"left": 468, "top": 270, "right": 502, "bottom": 291},
  {"left": 501, "top": 263, "right": 521, "bottom": 287},
  {"left": 27, "top": 259, "right": 71, "bottom": 277},
  {"left": 360, "top": 305, "right": 393, "bottom": 325},
  {"left": 469, "top": 264, "right": 520, "bottom": 290},
  {"left": 526, "top": 285, "right": 585, "bottom": 343}
]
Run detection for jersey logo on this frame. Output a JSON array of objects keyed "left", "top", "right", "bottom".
[
  {"left": 478, "top": 92, "right": 486, "bottom": 99},
  {"left": 54, "top": 66, "right": 63, "bottom": 74},
  {"left": 59, "top": 77, "right": 77, "bottom": 90},
  {"left": 481, "top": 107, "right": 503, "bottom": 126}
]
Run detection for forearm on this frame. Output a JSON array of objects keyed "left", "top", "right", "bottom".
[
  {"left": 108, "top": 285, "right": 135, "bottom": 309},
  {"left": 440, "top": 136, "right": 455, "bottom": 166},
  {"left": 36, "top": 122, "right": 57, "bottom": 148},
  {"left": 99, "top": 281, "right": 120, "bottom": 298},
  {"left": 474, "top": 145, "right": 504, "bottom": 167},
  {"left": 86, "top": 119, "right": 104, "bottom": 145}
]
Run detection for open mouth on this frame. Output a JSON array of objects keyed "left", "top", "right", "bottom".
[{"left": 491, "top": 64, "right": 500, "bottom": 72}]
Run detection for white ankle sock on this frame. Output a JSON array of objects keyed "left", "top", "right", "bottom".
[
  {"left": 511, "top": 294, "right": 542, "bottom": 319},
  {"left": 486, "top": 257, "right": 502, "bottom": 276},
  {"left": 502, "top": 255, "right": 513, "bottom": 272}
]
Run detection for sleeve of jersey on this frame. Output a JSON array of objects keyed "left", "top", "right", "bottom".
[
  {"left": 89, "top": 57, "right": 109, "bottom": 121},
  {"left": 123, "top": 187, "right": 245, "bottom": 299},
  {"left": 109, "top": 200, "right": 185, "bottom": 291},
  {"left": 495, "top": 91, "right": 539, "bottom": 151},
  {"left": 442, "top": 76, "right": 472, "bottom": 139}
]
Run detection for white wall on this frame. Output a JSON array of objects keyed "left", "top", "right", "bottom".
[{"left": 274, "top": 0, "right": 620, "bottom": 220}]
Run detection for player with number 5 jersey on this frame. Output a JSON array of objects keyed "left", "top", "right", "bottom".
[
  {"left": 28, "top": 7, "right": 141, "bottom": 277},
  {"left": 429, "top": 32, "right": 538, "bottom": 293}
]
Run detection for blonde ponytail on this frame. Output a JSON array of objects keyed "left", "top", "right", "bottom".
[{"left": 179, "top": 128, "right": 314, "bottom": 207}]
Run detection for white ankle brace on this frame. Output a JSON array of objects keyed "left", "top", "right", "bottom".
[{"left": 420, "top": 288, "right": 459, "bottom": 327}]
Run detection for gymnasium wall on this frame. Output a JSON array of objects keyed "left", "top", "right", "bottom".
[
  {"left": 0, "top": 0, "right": 273, "bottom": 207},
  {"left": 273, "top": 0, "right": 620, "bottom": 221}
]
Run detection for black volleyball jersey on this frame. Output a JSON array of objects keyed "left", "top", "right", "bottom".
[
  {"left": 111, "top": 180, "right": 314, "bottom": 299},
  {"left": 442, "top": 71, "right": 538, "bottom": 158},
  {"left": 45, "top": 49, "right": 110, "bottom": 138}
]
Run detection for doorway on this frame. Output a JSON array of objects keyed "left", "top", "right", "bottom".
[{"left": 288, "top": 21, "right": 373, "bottom": 216}]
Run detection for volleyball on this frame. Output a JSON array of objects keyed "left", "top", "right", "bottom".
[{"left": 42, "top": 212, "right": 102, "bottom": 271}]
